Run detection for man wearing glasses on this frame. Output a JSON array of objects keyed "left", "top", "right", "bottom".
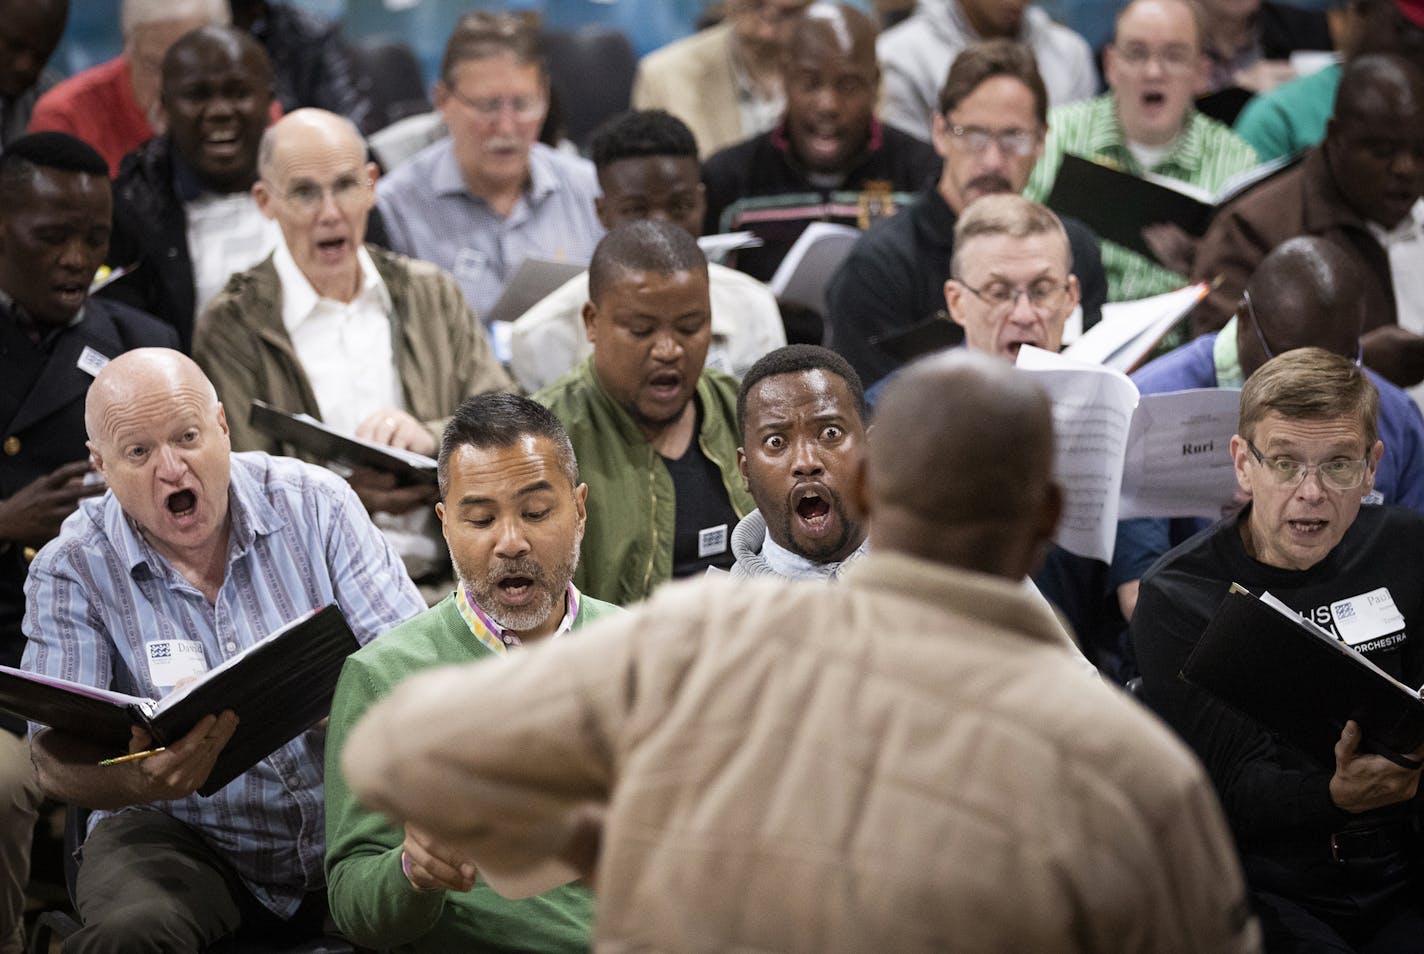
[
  {"left": 1024, "top": 0, "right": 1259, "bottom": 303},
  {"left": 1110, "top": 237, "right": 1424, "bottom": 623},
  {"left": 193, "top": 108, "right": 512, "bottom": 589},
  {"left": 826, "top": 40, "right": 1106, "bottom": 387},
  {"left": 375, "top": 12, "right": 603, "bottom": 323},
  {"left": 1133, "top": 345, "right": 1424, "bottom": 951}
]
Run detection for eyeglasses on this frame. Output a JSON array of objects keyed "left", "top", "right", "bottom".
[
  {"left": 1242, "top": 290, "right": 1363, "bottom": 366},
  {"left": 445, "top": 87, "right": 546, "bottom": 123},
  {"left": 1245, "top": 440, "right": 1370, "bottom": 491},
  {"left": 958, "top": 278, "right": 1071, "bottom": 315},
  {"left": 1113, "top": 43, "right": 1199, "bottom": 73},
  {"left": 942, "top": 122, "right": 1041, "bottom": 157},
  {"left": 268, "top": 173, "right": 369, "bottom": 212}
]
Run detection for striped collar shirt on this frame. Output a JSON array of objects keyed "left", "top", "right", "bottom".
[
  {"left": 454, "top": 581, "right": 581, "bottom": 655},
  {"left": 21, "top": 451, "right": 425, "bottom": 917},
  {"left": 375, "top": 138, "right": 604, "bottom": 320},
  {"left": 1025, "top": 93, "right": 1260, "bottom": 303}
]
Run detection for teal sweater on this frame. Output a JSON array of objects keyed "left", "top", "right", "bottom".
[{"left": 324, "top": 591, "right": 622, "bottom": 951}]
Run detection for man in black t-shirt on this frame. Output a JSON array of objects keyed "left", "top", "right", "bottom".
[{"left": 1133, "top": 347, "right": 1424, "bottom": 953}]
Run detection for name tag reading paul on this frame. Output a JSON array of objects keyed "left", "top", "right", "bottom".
[
  {"left": 1330, "top": 588, "right": 1406, "bottom": 647},
  {"left": 145, "top": 639, "right": 208, "bottom": 689}
]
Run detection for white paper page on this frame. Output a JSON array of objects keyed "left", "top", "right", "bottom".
[
  {"left": 1064, "top": 283, "right": 1206, "bottom": 372},
  {"left": 1118, "top": 388, "right": 1242, "bottom": 519},
  {"left": 1016, "top": 346, "right": 1140, "bottom": 562},
  {"left": 697, "top": 231, "right": 763, "bottom": 263},
  {"left": 291, "top": 413, "right": 436, "bottom": 468},
  {"left": 483, "top": 259, "right": 586, "bottom": 326},
  {"left": 768, "top": 222, "right": 861, "bottom": 313},
  {"left": 0, "top": 663, "right": 154, "bottom": 709}
]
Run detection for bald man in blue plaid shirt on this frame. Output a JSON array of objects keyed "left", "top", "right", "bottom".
[{"left": 22, "top": 348, "right": 425, "bottom": 951}]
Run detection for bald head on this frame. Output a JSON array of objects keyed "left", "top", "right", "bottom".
[
  {"left": 253, "top": 108, "right": 377, "bottom": 299},
  {"left": 257, "top": 107, "right": 365, "bottom": 182},
  {"left": 786, "top": 3, "right": 878, "bottom": 64},
  {"left": 1333, "top": 52, "right": 1424, "bottom": 122},
  {"left": 867, "top": 351, "right": 1060, "bottom": 577},
  {"left": 85, "top": 349, "right": 218, "bottom": 447},
  {"left": 84, "top": 348, "right": 234, "bottom": 565},
  {"left": 1237, "top": 237, "right": 1367, "bottom": 378}
]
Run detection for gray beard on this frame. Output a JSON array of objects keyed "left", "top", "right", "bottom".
[{"left": 456, "top": 533, "right": 581, "bottom": 635}]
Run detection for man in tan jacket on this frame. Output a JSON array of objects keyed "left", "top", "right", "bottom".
[
  {"left": 340, "top": 350, "right": 1261, "bottom": 953},
  {"left": 632, "top": 0, "right": 812, "bottom": 158}
]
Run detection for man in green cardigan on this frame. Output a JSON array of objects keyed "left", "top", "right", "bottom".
[
  {"left": 535, "top": 220, "right": 755, "bottom": 606},
  {"left": 324, "top": 393, "right": 622, "bottom": 951}
]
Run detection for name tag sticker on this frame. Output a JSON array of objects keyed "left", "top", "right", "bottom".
[
  {"left": 146, "top": 639, "right": 208, "bottom": 688},
  {"left": 698, "top": 524, "right": 728, "bottom": 559},
  {"left": 76, "top": 346, "right": 109, "bottom": 378},
  {"left": 1331, "top": 588, "right": 1406, "bottom": 646}
]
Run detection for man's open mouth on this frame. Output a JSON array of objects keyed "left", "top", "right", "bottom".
[
  {"left": 56, "top": 283, "right": 87, "bottom": 305},
  {"left": 166, "top": 489, "right": 197, "bottom": 517},
  {"left": 792, "top": 486, "right": 835, "bottom": 535},
  {"left": 648, "top": 371, "right": 681, "bottom": 399},
  {"left": 1142, "top": 91, "right": 1166, "bottom": 108},
  {"left": 203, "top": 129, "right": 240, "bottom": 156},
  {"left": 1287, "top": 519, "right": 1327, "bottom": 535}
]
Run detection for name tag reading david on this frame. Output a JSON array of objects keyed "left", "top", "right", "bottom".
[
  {"left": 1330, "top": 588, "right": 1406, "bottom": 647},
  {"left": 146, "top": 639, "right": 208, "bottom": 689},
  {"left": 698, "top": 524, "right": 728, "bottom": 559}
]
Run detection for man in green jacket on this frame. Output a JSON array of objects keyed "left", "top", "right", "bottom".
[
  {"left": 325, "top": 392, "right": 621, "bottom": 952},
  {"left": 535, "top": 220, "right": 755, "bottom": 606}
]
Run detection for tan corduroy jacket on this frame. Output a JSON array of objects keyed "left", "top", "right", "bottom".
[{"left": 345, "top": 552, "right": 1261, "bottom": 954}]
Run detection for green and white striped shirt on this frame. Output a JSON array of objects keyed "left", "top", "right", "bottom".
[{"left": 1026, "top": 94, "right": 1260, "bottom": 304}]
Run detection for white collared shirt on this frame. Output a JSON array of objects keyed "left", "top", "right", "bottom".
[
  {"left": 1368, "top": 199, "right": 1424, "bottom": 410},
  {"left": 185, "top": 191, "right": 281, "bottom": 319},
  {"left": 273, "top": 238, "right": 401, "bottom": 433},
  {"left": 272, "top": 238, "right": 442, "bottom": 578}
]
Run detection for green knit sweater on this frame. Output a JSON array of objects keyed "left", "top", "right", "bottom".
[{"left": 324, "top": 591, "right": 621, "bottom": 951}]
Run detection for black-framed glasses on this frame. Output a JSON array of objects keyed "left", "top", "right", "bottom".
[
  {"left": 1242, "top": 290, "right": 1363, "bottom": 366},
  {"left": 942, "top": 122, "right": 1041, "bottom": 157},
  {"left": 1245, "top": 440, "right": 1370, "bottom": 491},
  {"left": 958, "top": 278, "right": 1071, "bottom": 315}
]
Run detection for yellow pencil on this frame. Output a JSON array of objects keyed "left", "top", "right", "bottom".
[{"left": 98, "top": 747, "right": 166, "bottom": 766}]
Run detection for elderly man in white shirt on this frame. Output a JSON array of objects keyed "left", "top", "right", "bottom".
[{"left": 193, "top": 108, "right": 513, "bottom": 586}]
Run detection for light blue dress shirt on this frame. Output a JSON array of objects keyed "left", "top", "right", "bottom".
[
  {"left": 21, "top": 451, "right": 425, "bottom": 917},
  {"left": 376, "top": 138, "right": 604, "bottom": 321}
]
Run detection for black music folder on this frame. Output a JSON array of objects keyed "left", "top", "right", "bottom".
[
  {"left": 0, "top": 604, "right": 359, "bottom": 795},
  {"left": 1181, "top": 584, "right": 1424, "bottom": 769},
  {"left": 1044, "top": 153, "right": 1296, "bottom": 262},
  {"left": 248, "top": 400, "right": 438, "bottom": 486}
]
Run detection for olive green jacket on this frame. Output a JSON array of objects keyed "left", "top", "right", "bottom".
[{"left": 535, "top": 359, "right": 754, "bottom": 606}]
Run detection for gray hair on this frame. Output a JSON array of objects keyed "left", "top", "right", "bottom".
[{"left": 122, "top": 0, "right": 229, "bottom": 37}]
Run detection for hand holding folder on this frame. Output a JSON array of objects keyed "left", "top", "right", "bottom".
[{"left": 0, "top": 604, "right": 359, "bottom": 796}]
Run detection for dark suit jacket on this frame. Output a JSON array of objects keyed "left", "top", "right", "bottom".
[{"left": 0, "top": 298, "right": 177, "bottom": 729}]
